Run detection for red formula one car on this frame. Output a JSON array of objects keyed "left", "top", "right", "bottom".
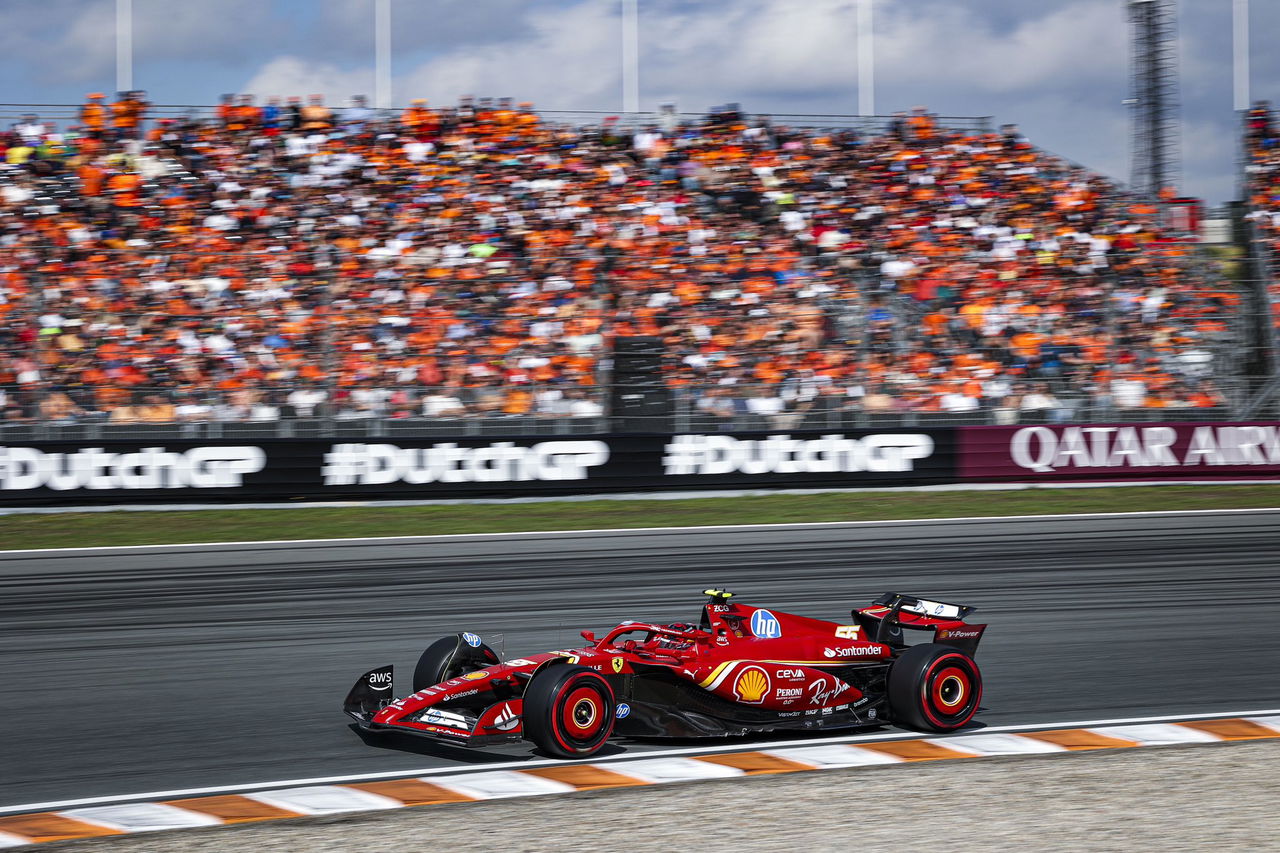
[{"left": 344, "top": 591, "right": 987, "bottom": 758}]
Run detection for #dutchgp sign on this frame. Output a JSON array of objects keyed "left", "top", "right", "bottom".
[
  {"left": 0, "top": 445, "right": 267, "bottom": 491},
  {"left": 661, "top": 433, "right": 936, "bottom": 476},
  {"left": 320, "top": 441, "right": 611, "bottom": 486}
]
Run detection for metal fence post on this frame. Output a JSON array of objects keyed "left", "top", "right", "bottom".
[
  {"left": 1103, "top": 268, "right": 1119, "bottom": 421},
  {"left": 322, "top": 268, "right": 337, "bottom": 438},
  {"left": 30, "top": 266, "right": 49, "bottom": 439}
]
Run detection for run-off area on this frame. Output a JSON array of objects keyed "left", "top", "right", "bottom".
[{"left": 40, "top": 740, "right": 1280, "bottom": 852}]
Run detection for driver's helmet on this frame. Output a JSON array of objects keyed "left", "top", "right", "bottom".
[{"left": 655, "top": 622, "right": 697, "bottom": 651}]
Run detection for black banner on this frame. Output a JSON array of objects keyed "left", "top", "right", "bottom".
[{"left": 0, "top": 428, "right": 958, "bottom": 505}]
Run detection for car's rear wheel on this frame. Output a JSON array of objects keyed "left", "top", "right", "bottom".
[
  {"left": 887, "top": 643, "right": 982, "bottom": 732},
  {"left": 412, "top": 635, "right": 498, "bottom": 693},
  {"left": 522, "top": 665, "right": 616, "bottom": 758}
]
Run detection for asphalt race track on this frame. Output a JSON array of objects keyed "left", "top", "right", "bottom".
[{"left": 3, "top": 511, "right": 1279, "bottom": 809}]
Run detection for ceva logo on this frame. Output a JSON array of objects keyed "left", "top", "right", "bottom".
[{"left": 750, "top": 609, "right": 783, "bottom": 639}]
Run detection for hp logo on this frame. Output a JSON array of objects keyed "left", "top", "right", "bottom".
[{"left": 750, "top": 609, "right": 782, "bottom": 639}]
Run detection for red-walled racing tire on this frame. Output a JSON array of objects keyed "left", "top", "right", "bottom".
[
  {"left": 412, "top": 635, "right": 495, "bottom": 692},
  {"left": 887, "top": 643, "right": 982, "bottom": 733},
  {"left": 522, "top": 665, "right": 616, "bottom": 758}
]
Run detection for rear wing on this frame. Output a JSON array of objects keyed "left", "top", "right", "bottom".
[{"left": 853, "top": 593, "right": 987, "bottom": 655}]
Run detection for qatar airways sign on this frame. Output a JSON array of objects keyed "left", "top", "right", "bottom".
[{"left": 960, "top": 424, "right": 1280, "bottom": 481}]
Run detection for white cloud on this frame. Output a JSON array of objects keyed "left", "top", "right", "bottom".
[
  {"left": 242, "top": 56, "right": 375, "bottom": 103},
  {"left": 879, "top": 1, "right": 1127, "bottom": 94},
  {"left": 243, "top": 2, "right": 624, "bottom": 110},
  {"left": 308, "top": 0, "right": 533, "bottom": 57},
  {"left": 0, "top": 0, "right": 1254, "bottom": 199},
  {"left": 46, "top": 0, "right": 116, "bottom": 82},
  {"left": 396, "top": 2, "right": 625, "bottom": 109},
  {"left": 226, "top": 0, "right": 1237, "bottom": 198},
  {"left": 2, "top": 0, "right": 276, "bottom": 84},
  {"left": 235, "top": 0, "right": 1131, "bottom": 112}
]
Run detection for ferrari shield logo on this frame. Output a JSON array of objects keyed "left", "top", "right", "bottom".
[{"left": 611, "top": 657, "right": 624, "bottom": 673}]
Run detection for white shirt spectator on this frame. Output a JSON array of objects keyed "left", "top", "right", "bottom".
[
  {"left": 1, "top": 184, "right": 32, "bottom": 204},
  {"left": 1111, "top": 378, "right": 1147, "bottom": 409},
  {"left": 287, "top": 388, "right": 327, "bottom": 418},
  {"left": 1021, "top": 391, "right": 1058, "bottom": 412},
  {"left": 940, "top": 391, "right": 980, "bottom": 412},
  {"left": 249, "top": 403, "right": 281, "bottom": 422},
  {"left": 175, "top": 401, "right": 213, "bottom": 422},
  {"left": 879, "top": 258, "right": 916, "bottom": 279},
  {"left": 422, "top": 392, "right": 466, "bottom": 417},
  {"left": 535, "top": 388, "right": 567, "bottom": 415},
  {"left": 202, "top": 213, "right": 238, "bottom": 231},
  {"left": 404, "top": 141, "right": 434, "bottom": 162},
  {"left": 1177, "top": 348, "right": 1213, "bottom": 377},
  {"left": 633, "top": 131, "right": 661, "bottom": 153},
  {"left": 352, "top": 387, "right": 390, "bottom": 413},
  {"left": 746, "top": 395, "right": 784, "bottom": 416},
  {"left": 568, "top": 398, "right": 604, "bottom": 417},
  {"left": 15, "top": 121, "right": 45, "bottom": 144}
]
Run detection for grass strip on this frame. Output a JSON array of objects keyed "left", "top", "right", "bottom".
[{"left": 0, "top": 485, "right": 1277, "bottom": 550}]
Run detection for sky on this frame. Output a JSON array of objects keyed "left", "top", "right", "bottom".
[{"left": 0, "top": 0, "right": 1276, "bottom": 203}]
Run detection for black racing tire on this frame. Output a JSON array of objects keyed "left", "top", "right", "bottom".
[
  {"left": 887, "top": 643, "right": 982, "bottom": 733},
  {"left": 412, "top": 636, "right": 494, "bottom": 692},
  {"left": 522, "top": 665, "right": 616, "bottom": 758}
]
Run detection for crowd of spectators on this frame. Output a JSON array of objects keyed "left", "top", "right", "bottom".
[{"left": 0, "top": 91, "right": 1238, "bottom": 427}]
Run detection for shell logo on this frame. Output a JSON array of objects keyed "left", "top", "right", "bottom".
[{"left": 733, "top": 665, "right": 770, "bottom": 704}]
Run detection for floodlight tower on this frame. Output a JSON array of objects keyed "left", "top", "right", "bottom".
[{"left": 1127, "top": 0, "right": 1182, "bottom": 196}]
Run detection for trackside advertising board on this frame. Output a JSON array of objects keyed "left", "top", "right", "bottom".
[
  {"left": 0, "top": 429, "right": 956, "bottom": 505},
  {"left": 4, "top": 423, "right": 1276, "bottom": 505},
  {"left": 959, "top": 423, "right": 1280, "bottom": 482}
]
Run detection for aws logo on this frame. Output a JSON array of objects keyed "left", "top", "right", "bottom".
[{"left": 733, "top": 665, "right": 771, "bottom": 704}]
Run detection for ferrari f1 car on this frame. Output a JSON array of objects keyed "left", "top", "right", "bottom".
[{"left": 344, "top": 591, "right": 987, "bottom": 758}]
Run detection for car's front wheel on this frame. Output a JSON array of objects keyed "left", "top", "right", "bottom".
[
  {"left": 522, "top": 665, "right": 616, "bottom": 758},
  {"left": 412, "top": 634, "right": 498, "bottom": 692},
  {"left": 887, "top": 642, "right": 982, "bottom": 732}
]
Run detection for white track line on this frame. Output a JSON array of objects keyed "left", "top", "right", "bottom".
[
  {"left": 2, "top": 507, "right": 1277, "bottom": 555},
  {"left": 4, "top": 707, "right": 1277, "bottom": 816},
  {"left": 4, "top": 478, "right": 1276, "bottom": 518}
]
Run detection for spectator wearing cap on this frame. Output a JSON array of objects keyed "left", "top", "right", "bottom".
[
  {"left": 110, "top": 90, "right": 147, "bottom": 139},
  {"left": 79, "top": 93, "right": 107, "bottom": 137},
  {"left": 301, "top": 95, "right": 333, "bottom": 131}
]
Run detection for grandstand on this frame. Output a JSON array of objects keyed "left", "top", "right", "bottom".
[{"left": 0, "top": 94, "right": 1252, "bottom": 438}]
